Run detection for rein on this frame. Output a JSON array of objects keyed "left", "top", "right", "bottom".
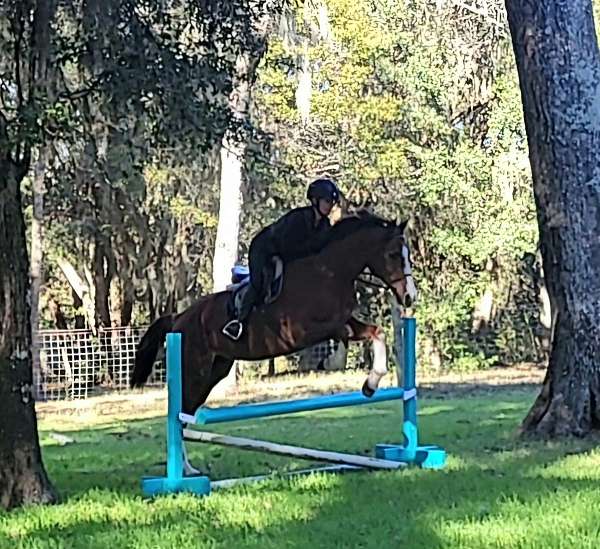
[{"left": 356, "top": 271, "right": 413, "bottom": 290}]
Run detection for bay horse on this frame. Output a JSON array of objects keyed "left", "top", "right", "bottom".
[{"left": 131, "top": 211, "right": 417, "bottom": 417}]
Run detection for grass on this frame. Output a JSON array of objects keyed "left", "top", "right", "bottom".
[{"left": 2, "top": 384, "right": 600, "bottom": 548}]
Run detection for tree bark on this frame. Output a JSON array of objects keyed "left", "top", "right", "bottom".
[
  {"left": 0, "top": 161, "right": 57, "bottom": 510},
  {"left": 212, "top": 141, "right": 244, "bottom": 294},
  {"left": 30, "top": 147, "right": 49, "bottom": 398},
  {"left": 57, "top": 257, "right": 95, "bottom": 329},
  {"left": 93, "top": 236, "right": 112, "bottom": 329},
  {"left": 505, "top": 0, "right": 600, "bottom": 436}
]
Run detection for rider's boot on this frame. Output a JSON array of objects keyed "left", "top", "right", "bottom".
[{"left": 222, "top": 284, "right": 259, "bottom": 341}]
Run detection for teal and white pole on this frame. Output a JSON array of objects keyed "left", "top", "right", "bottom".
[
  {"left": 141, "top": 333, "right": 211, "bottom": 496},
  {"left": 375, "top": 317, "right": 446, "bottom": 469}
]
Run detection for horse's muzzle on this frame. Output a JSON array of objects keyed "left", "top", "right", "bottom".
[{"left": 392, "top": 277, "right": 418, "bottom": 308}]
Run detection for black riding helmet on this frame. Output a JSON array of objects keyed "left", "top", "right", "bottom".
[{"left": 307, "top": 178, "right": 340, "bottom": 204}]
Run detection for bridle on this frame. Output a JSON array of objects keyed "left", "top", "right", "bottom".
[
  {"left": 357, "top": 270, "right": 412, "bottom": 291},
  {"left": 357, "top": 242, "right": 415, "bottom": 291}
]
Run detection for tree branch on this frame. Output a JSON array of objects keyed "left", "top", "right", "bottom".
[{"left": 450, "top": 0, "right": 507, "bottom": 32}]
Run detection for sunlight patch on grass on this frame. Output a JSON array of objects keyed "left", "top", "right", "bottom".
[
  {"left": 525, "top": 447, "right": 600, "bottom": 481},
  {"left": 6, "top": 388, "right": 600, "bottom": 548},
  {"left": 436, "top": 488, "right": 600, "bottom": 549},
  {"left": 415, "top": 404, "right": 456, "bottom": 416},
  {"left": 0, "top": 490, "right": 151, "bottom": 539}
]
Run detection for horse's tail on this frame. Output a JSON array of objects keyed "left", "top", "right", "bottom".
[{"left": 131, "top": 314, "right": 174, "bottom": 388}]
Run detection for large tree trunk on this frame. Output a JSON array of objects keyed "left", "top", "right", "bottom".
[
  {"left": 0, "top": 160, "right": 57, "bottom": 510},
  {"left": 505, "top": 0, "right": 600, "bottom": 437},
  {"left": 211, "top": 135, "right": 244, "bottom": 394}
]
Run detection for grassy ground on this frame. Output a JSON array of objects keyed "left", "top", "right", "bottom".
[{"left": 2, "top": 369, "right": 600, "bottom": 548}]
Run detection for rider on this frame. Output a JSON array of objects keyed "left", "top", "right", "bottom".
[{"left": 222, "top": 178, "right": 341, "bottom": 340}]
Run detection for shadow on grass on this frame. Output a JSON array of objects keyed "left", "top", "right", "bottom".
[
  {"left": 40, "top": 392, "right": 539, "bottom": 495},
  {"left": 16, "top": 388, "right": 598, "bottom": 548},
  {"left": 7, "top": 447, "right": 600, "bottom": 549}
]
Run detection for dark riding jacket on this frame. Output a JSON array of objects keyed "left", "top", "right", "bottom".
[
  {"left": 253, "top": 206, "right": 332, "bottom": 262},
  {"left": 233, "top": 206, "right": 333, "bottom": 322}
]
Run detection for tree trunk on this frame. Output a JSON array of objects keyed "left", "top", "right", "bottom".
[
  {"left": 505, "top": 0, "right": 600, "bottom": 436},
  {"left": 72, "top": 291, "right": 86, "bottom": 329},
  {"left": 0, "top": 160, "right": 57, "bottom": 510},
  {"left": 57, "top": 257, "right": 95, "bottom": 329},
  {"left": 120, "top": 284, "right": 134, "bottom": 327},
  {"left": 211, "top": 138, "right": 244, "bottom": 393},
  {"left": 30, "top": 147, "right": 49, "bottom": 398},
  {"left": 212, "top": 140, "right": 245, "bottom": 294},
  {"left": 211, "top": 43, "right": 268, "bottom": 392},
  {"left": 93, "top": 238, "right": 112, "bottom": 329}
]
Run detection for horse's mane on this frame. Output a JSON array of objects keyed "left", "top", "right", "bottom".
[{"left": 326, "top": 209, "right": 395, "bottom": 244}]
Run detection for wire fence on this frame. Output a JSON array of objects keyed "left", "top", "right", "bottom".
[
  {"left": 34, "top": 326, "right": 343, "bottom": 402},
  {"left": 35, "top": 326, "right": 166, "bottom": 401},
  {"left": 33, "top": 317, "right": 545, "bottom": 404}
]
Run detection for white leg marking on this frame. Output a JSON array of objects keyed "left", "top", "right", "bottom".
[
  {"left": 402, "top": 245, "right": 418, "bottom": 303},
  {"left": 366, "top": 331, "right": 388, "bottom": 392},
  {"left": 183, "top": 440, "right": 201, "bottom": 476}
]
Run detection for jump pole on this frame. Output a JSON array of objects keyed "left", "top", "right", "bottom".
[
  {"left": 141, "top": 318, "right": 446, "bottom": 497},
  {"left": 375, "top": 318, "right": 446, "bottom": 467},
  {"left": 182, "top": 430, "right": 407, "bottom": 470}
]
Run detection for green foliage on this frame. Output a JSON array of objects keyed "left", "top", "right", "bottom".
[
  {"left": 2, "top": 1, "right": 282, "bottom": 327},
  {"left": 249, "top": 0, "right": 540, "bottom": 369},
  {"left": 6, "top": 0, "right": 545, "bottom": 368}
]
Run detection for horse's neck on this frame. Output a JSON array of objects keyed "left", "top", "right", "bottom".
[{"left": 321, "top": 227, "right": 380, "bottom": 281}]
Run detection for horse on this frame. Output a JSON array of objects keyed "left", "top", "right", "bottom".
[{"left": 131, "top": 211, "right": 417, "bottom": 417}]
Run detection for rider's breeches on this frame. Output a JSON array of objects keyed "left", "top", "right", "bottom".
[{"left": 237, "top": 236, "right": 274, "bottom": 322}]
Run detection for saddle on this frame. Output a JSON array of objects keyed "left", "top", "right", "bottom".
[{"left": 226, "top": 256, "right": 284, "bottom": 318}]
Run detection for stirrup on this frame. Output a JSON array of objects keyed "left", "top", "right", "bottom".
[{"left": 222, "top": 319, "right": 243, "bottom": 341}]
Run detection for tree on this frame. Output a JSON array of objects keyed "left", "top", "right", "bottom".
[
  {"left": 212, "top": 4, "right": 278, "bottom": 392},
  {"left": 0, "top": 0, "right": 58, "bottom": 509},
  {"left": 1, "top": 0, "right": 285, "bottom": 510},
  {"left": 505, "top": 0, "right": 600, "bottom": 436}
]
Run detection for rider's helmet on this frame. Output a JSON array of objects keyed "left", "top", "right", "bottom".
[{"left": 307, "top": 178, "right": 340, "bottom": 205}]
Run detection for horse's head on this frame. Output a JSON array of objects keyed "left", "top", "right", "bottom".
[{"left": 367, "top": 220, "right": 418, "bottom": 308}]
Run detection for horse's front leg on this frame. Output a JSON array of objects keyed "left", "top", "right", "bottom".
[
  {"left": 182, "top": 433, "right": 202, "bottom": 476},
  {"left": 346, "top": 317, "right": 388, "bottom": 397}
]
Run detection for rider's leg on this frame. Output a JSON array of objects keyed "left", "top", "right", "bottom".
[{"left": 222, "top": 237, "right": 271, "bottom": 340}]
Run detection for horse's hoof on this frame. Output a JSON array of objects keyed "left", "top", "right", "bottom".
[
  {"left": 362, "top": 380, "right": 375, "bottom": 398},
  {"left": 184, "top": 462, "right": 202, "bottom": 476}
]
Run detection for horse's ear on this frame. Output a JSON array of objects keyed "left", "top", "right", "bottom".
[{"left": 396, "top": 220, "right": 408, "bottom": 233}]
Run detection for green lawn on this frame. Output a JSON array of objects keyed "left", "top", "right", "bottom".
[{"left": 2, "top": 387, "right": 600, "bottom": 548}]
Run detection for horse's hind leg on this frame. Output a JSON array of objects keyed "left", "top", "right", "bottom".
[{"left": 346, "top": 317, "right": 388, "bottom": 398}]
